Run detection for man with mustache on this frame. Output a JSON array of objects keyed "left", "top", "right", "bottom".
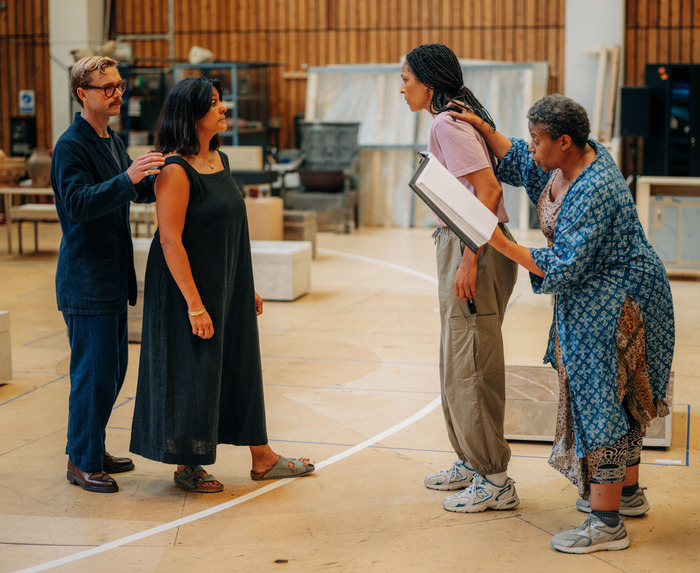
[{"left": 51, "top": 55, "right": 164, "bottom": 493}]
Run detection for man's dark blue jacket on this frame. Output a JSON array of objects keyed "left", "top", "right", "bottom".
[{"left": 51, "top": 113, "right": 155, "bottom": 314}]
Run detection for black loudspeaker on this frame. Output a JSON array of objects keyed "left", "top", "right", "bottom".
[{"left": 619, "top": 87, "right": 650, "bottom": 138}]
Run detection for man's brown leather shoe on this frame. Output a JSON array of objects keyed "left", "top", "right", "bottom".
[
  {"left": 103, "top": 452, "right": 135, "bottom": 473},
  {"left": 67, "top": 461, "right": 119, "bottom": 493}
]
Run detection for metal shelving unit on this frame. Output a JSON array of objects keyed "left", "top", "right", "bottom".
[{"left": 173, "top": 62, "right": 272, "bottom": 148}]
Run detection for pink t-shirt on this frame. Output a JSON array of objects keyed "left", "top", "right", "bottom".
[{"left": 427, "top": 112, "right": 509, "bottom": 224}]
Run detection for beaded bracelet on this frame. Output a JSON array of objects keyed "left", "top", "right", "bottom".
[{"left": 188, "top": 307, "right": 206, "bottom": 317}]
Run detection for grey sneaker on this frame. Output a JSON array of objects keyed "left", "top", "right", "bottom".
[
  {"left": 551, "top": 514, "right": 630, "bottom": 554},
  {"left": 424, "top": 459, "right": 475, "bottom": 491},
  {"left": 443, "top": 474, "right": 520, "bottom": 513},
  {"left": 576, "top": 486, "right": 650, "bottom": 517}
]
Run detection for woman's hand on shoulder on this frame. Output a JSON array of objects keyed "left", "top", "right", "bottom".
[
  {"left": 446, "top": 100, "right": 484, "bottom": 127},
  {"left": 448, "top": 101, "right": 512, "bottom": 160}
]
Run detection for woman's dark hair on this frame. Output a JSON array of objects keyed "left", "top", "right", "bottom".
[
  {"left": 527, "top": 94, "right": 590, "bottom": 148},
  {"left": 154, "top": 77, "right": 223, "bottom": 155},
  {"left": 405, "top": 43, "right": 496, "bottom": 130}
]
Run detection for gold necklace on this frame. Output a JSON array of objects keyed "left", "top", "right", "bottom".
[{"left": 195, "top": 152, "right": 215, "bottom": 170}]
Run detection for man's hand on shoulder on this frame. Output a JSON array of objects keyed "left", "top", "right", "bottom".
[{"left": 127, "top": 150, "right": 165, "bottom": 185}]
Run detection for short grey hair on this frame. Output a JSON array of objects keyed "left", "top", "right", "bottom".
[{"left": 527, "top": 94, "right": 590, "bottom": 148}]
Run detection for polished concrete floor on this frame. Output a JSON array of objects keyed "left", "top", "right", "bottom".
[{"left": 0, "top": 222, "right": 698, "bottom": 573}]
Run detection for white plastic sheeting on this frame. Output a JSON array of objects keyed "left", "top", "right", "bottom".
[{"left": 305, "top": 61, "right": 549, "bottom": 228}]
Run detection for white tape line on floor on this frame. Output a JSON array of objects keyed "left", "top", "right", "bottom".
[{"left": 17, "top": 250, "right": 441, "bottom": 573}]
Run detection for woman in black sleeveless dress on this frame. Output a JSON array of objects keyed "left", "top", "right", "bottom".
[{"left": 130, "top": 77, "right": 314, "bottom": 492}]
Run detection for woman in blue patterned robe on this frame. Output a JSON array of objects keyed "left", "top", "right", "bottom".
[{"left": 448, "top": 95, "right": 674, "bottom": 554}]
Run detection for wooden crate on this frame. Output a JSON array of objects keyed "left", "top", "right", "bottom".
[{"left": 284, "top": 210, "right": 317, "bottom": 257}]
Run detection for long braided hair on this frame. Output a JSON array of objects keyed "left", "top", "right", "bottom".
[{"left": 405, "top": 44, "right": 496, "bottom": 131}]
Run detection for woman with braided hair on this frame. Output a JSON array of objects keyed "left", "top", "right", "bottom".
[{"left": 400, "top": 44, "right": 520, "bottom": 513}]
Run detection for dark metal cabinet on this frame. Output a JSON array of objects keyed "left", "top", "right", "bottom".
[{"left": 644, "top": 64, "right": 700, "bottom": 177}]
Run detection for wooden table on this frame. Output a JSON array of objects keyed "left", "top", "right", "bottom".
[{"left": 0, "top": 186, "right": 55, "bottom": 254}]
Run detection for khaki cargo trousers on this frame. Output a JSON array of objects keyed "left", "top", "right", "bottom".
[{"left": 434, "top": 225, "right": 518, "bottom": 475}]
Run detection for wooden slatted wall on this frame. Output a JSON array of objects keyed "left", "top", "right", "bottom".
[
  {"left": 0, "top": 0, "right": 50, "bottom": 154},
  {"left": 109, "top": 0, "right": 567, "bottom": 150},
  {"left": 4, "top": 2, "right": 700, "bottom": 155}
]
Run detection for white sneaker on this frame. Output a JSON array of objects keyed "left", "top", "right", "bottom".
[
  {"left": 551, "top": 514, "right": 630, "bottom": 554},
  {"left": 424, "top": 459, "right": 475, "bottom": 491},
  {"left": 576, "top": 486, "right": 650, "bottom": 517},
  {"left": 442, "top": 474, "right": 520, "bottom": 513}
]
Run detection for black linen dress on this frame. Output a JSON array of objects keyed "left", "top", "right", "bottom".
[{"left": 130, "top": 152, "right": 268, "bottom": 465}]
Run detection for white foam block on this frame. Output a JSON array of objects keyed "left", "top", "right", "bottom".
[
  {"left": 250, "top": 240, "right": 312, "bottom": 301},
  {"left": 504, "top": 365, "right": 673, "bottom": 448}
]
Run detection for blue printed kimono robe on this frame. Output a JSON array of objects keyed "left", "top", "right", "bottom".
[{"left": 496, "top": 138, "right": 674, "bottom": 458}]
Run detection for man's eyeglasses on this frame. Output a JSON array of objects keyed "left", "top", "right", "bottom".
[{"left": 82, "top": 81, "right": 127, "bottom": 98}]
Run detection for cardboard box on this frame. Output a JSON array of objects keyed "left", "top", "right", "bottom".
[{"left": 245, "top": 197, "right": 283, "bottom": 241}]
